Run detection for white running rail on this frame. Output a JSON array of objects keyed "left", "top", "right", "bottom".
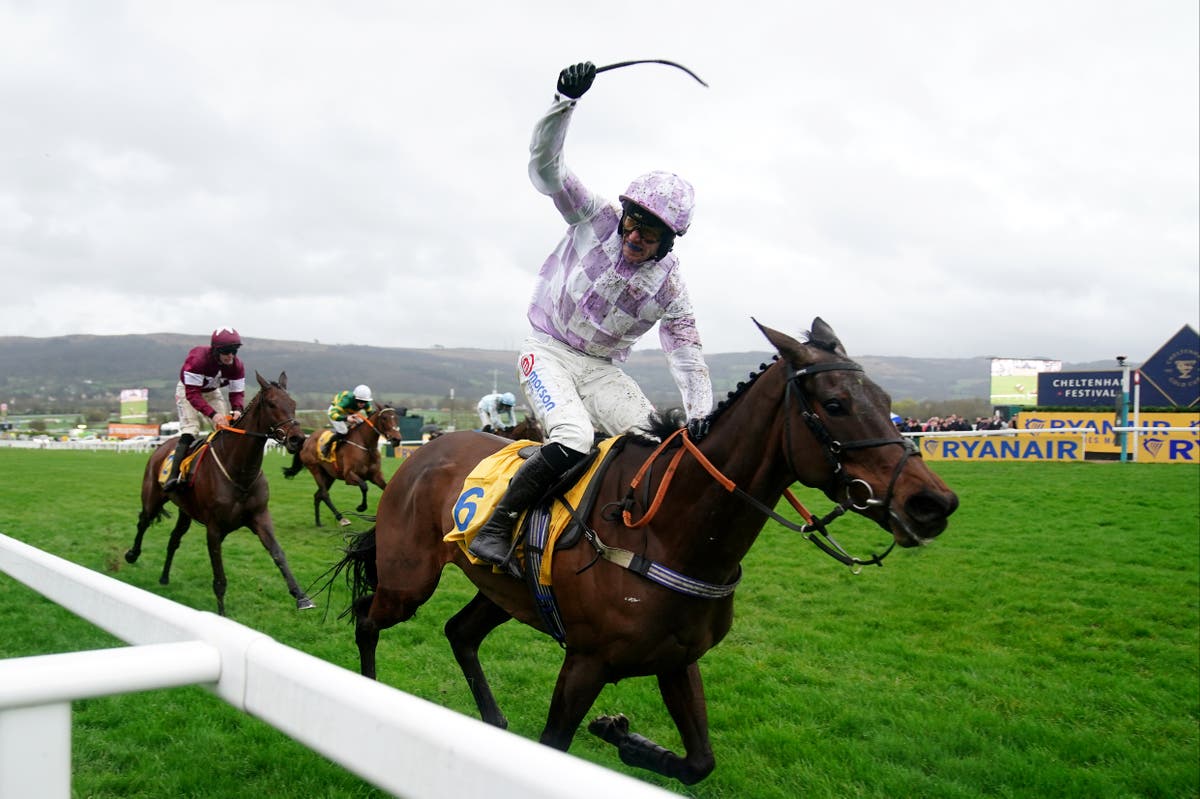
[{"left": 0, "top": 533, "right": 679, "bottom": 799}]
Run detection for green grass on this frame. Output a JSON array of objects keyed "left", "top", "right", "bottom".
[{"left": 1, "top": 450, "right": 1197, "bottom": 798}]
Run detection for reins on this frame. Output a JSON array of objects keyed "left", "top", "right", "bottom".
[{"left": 619, "top": 360, "right": 919, "bottom": 572}]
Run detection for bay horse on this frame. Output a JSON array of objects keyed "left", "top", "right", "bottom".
[
  {"left": 126, "top": 372, "right": 314, "bottom": 616},
  {"left": 281, "top": 405, "right": 405, "bottom": 527},
  {"left": 330, "top": 319, "right": 958, "bottom": 784},
  {"left": 495, "top": 415, "right": 543, "bottom": 442}
]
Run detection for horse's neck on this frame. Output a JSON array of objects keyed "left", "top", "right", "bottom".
[
  {"left": 212, "top": 420, "right": 266, "bottom": 479},
  {"left": 355, "top": 421, "right": 381, "bottom": 445},
  {"left": 702, "top": 364, "right": 795, "bottom": 497},
  {"left": 645, "top": 365, "right": 798, "bottom": 566}
]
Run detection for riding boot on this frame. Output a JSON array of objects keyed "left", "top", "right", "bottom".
[
  {"left": 468, "top": 444, "right": 583, "bottom": 568},
  {"left": 321, "top": 431, "right": 346, "bottom": 457},
  {"left": 163, "top": 433, "right": 195, "bottom": 492}
]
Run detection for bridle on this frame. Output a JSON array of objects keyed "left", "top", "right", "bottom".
[
  {"left": 341, "top": 407, "right": 401, "bottom": 451},
  {"left": 779, "top": 360, "right": 920, "bottom": 569}
]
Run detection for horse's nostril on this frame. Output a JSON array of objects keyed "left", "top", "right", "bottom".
[{"left": 905, "top": 490, "right": 958, "bottom": 527}]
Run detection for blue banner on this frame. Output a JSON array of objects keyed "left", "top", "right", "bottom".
[
  {"left": 1037, "top": 371, "right": 1122, "bottom": 407},
  {"left": 1139, "top": 325, "right": 1199, "bottom": 407}
]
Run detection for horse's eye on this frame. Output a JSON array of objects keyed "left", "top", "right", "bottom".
[{"left": 822, "top": 399, "right": 848, "bottom": 416}]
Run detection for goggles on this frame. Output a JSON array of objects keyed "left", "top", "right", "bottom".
[
  {"left": 216, "top": 345, "right": 240, "bottom": 356},
  {"left": 620, "top": 214, "right": 665, "bottom": 245}
]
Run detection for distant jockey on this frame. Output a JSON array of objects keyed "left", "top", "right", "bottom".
[
  {"left": 164, "top": 327, "right": 245, "bottom": 491},
  {"left": 324, "top": 384, "right": 374, "bottom": 456},
  {"left": 477, "top": 391, "right": 518, "bottom": 432}
]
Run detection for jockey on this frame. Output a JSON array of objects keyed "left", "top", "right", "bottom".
[
  {"left": 469, "top": 61, "right": 714, "bottom": 569},
  {"left": 323, "top": 384, "right": 374, "bottom": 456},
  {"left": 164, "top": 327, "right": 246, "bottom": 492},
  {"left": 477, "top": 391, "right": 517, "bottom": 433}
]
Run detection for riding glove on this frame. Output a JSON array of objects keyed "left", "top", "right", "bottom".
[
  {"left": 687, "top": 417, "right": 710, "bottom": 441},
  {"left": 557, "top": 62, "right": 596, "bottom": 99}
]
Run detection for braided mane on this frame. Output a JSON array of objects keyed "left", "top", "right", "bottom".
[{"left": 635, "top": 355, "right": 781, "bottom": 442}]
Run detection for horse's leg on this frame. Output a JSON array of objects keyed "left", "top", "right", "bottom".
[
  {"left": 312, "top": 470, "right": 346, "bottom": 527},
  {"left": 444, "top": 592, "right": 513, "bottom": 728},
  {"left": 355, "top": 481, "right": 369, "bottom": 513},
  {"left": 539, "top": 653, "right": 608, "bottom": 751},
  {"left": 588, "top": 662, "right": 716, "bottom": 784},
  {"left": 128, "top": 459, "right": 168, "bottom": 563},
  {"left": 353, "top": 593, "right": 382, "bottom": 680},
  {"left": 127, "top": 501, "right": 166, "bottom": 564},
  {"left": 355, "top": 555, "right": 445, "bottom": 679},
  {"left": 158, "top": 513, "right": 192, "bottom": 585},
  {"left": 247, "top": 512, "right": 315, "bottom": 610},
  {"left": 204, "top": 526, "right": 228, "bottom": 616}
]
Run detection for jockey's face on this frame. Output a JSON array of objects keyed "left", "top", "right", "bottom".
[
  {"left": 215, "top": 346, "right": 238, "bottom": 366},
  {"left": 620, "top": 215, "right": 666, "bottom": 264}
]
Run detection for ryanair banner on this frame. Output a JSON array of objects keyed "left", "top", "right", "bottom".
[
  {"left": 920, "top": 433, "right": 1083, "bottom": 462},
  {"left": 1008, "top": 412, "right": 1199, "bottom": 463}
]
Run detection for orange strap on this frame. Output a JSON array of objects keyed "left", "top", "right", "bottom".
[
  {"left": 622, "top": 428, "right": 736, "bottom": 529},
  {"left": 620, "top": 428, "right": 819, "bottom": 531},
  {"left": 782, "top": 488, "right": 815, "bottom": 526},
  {"left": 216, "top": 423, "right": 247, "bottom": 435}
]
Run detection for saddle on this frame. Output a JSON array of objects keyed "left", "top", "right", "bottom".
[
  {"left": 157, "top": 435, "right": 211, "bottom": 488},
  {"left": 444, "top": 437, "right": 625, "bottom": 582},
  {"left": 315, "top": 430, "right": 339, "bottom": 463}
]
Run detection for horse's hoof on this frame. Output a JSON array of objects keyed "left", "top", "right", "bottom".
[
  {"left": 338, "top": 518, "right": 352, "bottom": 527},
  {"left": 158, "top": 577, "right": 169, "bottom": 586},
  {"left": 588, "top": 714, "right": 629, "bottom": 743},
  {"left": 124, "top": 550, "right": 137, "bottom": 564},
  {"left": 297, "top": 596, "right": 316, "bottom": 610}
]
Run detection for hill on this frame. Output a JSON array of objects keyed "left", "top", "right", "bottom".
[{"left": 0, "top": 332, "right": 1114, "bottom": 416}]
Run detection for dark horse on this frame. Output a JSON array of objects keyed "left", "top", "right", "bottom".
[
  {"left": 331, "top": 319, "right": 958, "bottom": 784},
  {"left": 493, "top": 415, "right": 544, "bottom": 442},
  {"left": 126, "top": 372, "right": 314, "bottom": 616},
  {"left": 281, "top": 405, "right": 406, "bottom": 527}
]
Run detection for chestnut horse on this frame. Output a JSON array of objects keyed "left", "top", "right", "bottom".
[
  {"left": 126, "top": 372, "right": 314, "bottom": 616},
  {"left": 330, "top": 319, "right": 958, "bottom": 784},
  {"left": 281, "top": 405, "right": 405, "bottom": 527}
]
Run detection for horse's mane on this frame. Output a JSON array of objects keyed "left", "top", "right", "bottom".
[
  {"left": 631, "top": 324, "right": 842, "bottom": 444},
  {"left": 632, "top": 355, "right": 782, "bottom": 444},
  {"left": 232, "top": 379, "right": 284, "bottom": 429}
]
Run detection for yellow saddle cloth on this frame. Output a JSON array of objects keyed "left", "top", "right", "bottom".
[
  {"left": 156, "top": 435, "right": 213, "bottom": 487},
  {"left": 444, "top": 437, "right": 619, "bottom": 585},
  {"left": 315, "top": 430, "right": 338, "bottom": 464}
]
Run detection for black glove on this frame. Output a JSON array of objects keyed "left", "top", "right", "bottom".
[
  {"left": 686, "top": 417, "right": 710, "bottom": 441},
  {"left": 557, "top": 62, "right": 596, "bottom": 99}
]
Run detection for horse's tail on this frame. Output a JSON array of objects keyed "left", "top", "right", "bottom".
[
  {"left": 344, "top": 528, "right": 378, "bottom": 594},
  {"left": 309, "top": 527, "right": 378, "bottom": 621},
  {"left": 281, "top": 450, "right": 304, "bottom": 479}
]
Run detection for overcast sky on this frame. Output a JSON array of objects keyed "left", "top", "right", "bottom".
[{"left": 2, "top": 2, "right": 1197, "bottom": 363}]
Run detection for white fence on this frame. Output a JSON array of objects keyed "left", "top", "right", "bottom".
[{"left": 0, "top": 533, "right": 679, "bottom": 799}]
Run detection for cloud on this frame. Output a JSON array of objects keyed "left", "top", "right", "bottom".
[{"left": 1, "top": 1, "right": 1196, "bottom": 364}]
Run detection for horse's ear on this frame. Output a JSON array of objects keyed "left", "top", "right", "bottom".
[
  {"left": 277, "top": 371, "right": 288, "bottom": 389},
  {"left": 752, "top": 317, "right": 804, "bottom": 360},
  {"left": 807, "top": 317, "right": 848, "bottom": 357},
  {"left": 255, "top": 371, "right": 269, "bottom": 390}
]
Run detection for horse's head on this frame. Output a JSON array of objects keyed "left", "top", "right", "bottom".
[
  {"left": 758, "top": 318, "right": 958, "bottom": 547},
  {"left": 253, "top": 371, "right": 306, "bottom": 454},
  {"left": 374, "top": 405, "right": 405, "bottom": 447}
]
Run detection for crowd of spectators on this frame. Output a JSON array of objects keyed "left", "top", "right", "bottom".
[{"left": 896, "top": 414, "right": 1011, "bottom": 433}]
